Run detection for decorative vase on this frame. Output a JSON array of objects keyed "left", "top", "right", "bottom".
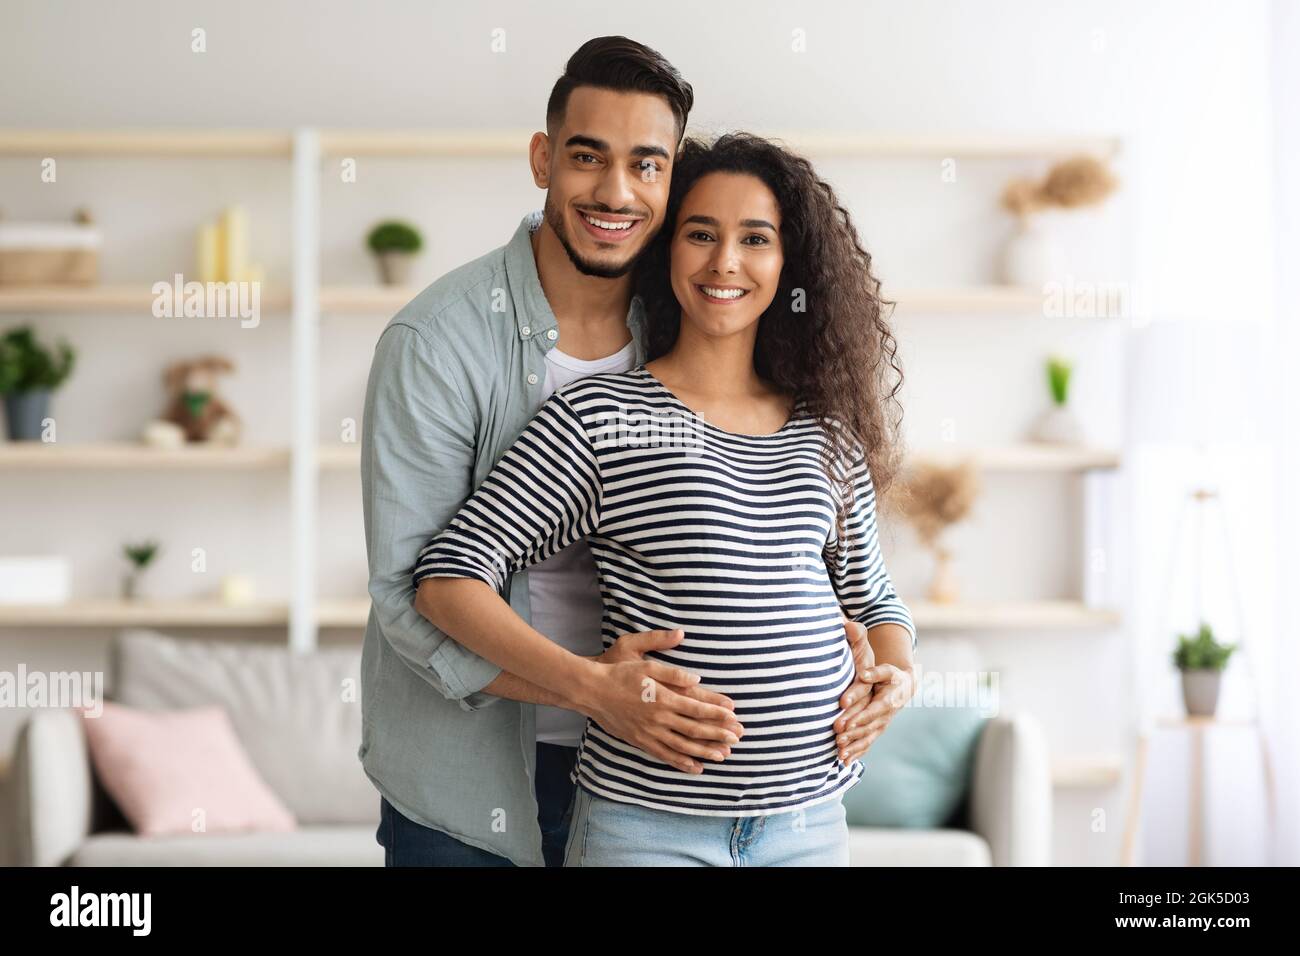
[
  {"left": 1030, "top": 403, "right": 1085, "bottom": 444},
  {"left": 1000, "top": 216, "right": 1063, "bottom": 287},
  {"left": 121, "top": 570, "right": 141, "bottom": 601},
  {"left": 927, "top": 545, "right": 960, "bottom": 603},
  {"left": 1180, "top": 669, "right": 1222, "bottom": 717},
  {"left": 3, "top": 388, "right": 51, "bottom": 441},
  {"left": 375, "top": 251, "right": 413, "bottom": 287}
]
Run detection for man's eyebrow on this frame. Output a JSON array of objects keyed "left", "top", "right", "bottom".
[
  {"left": 564, "top": 135, "right": 670, "bottom": 161},
  {"left": 681, "top": 215, "right": 778, "bottom": 231}
]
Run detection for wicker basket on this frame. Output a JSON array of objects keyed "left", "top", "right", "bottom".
[{"left": 0, "top": 221, "right": 101, "bottom": 285}]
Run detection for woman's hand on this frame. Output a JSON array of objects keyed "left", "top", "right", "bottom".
[
  {"left": 835, "top": 617, "right": 916, "bottom": 762},
  {"left": 834, "top": 662, "right": 916, "bottom": 763}
]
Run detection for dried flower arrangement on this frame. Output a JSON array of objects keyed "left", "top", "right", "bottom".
[
  {"left": 888, "top": 460, "right": 982, "bottom": 603},
  {"left": 1000, "top": 154, "right": 1118, "bottom": 222}
]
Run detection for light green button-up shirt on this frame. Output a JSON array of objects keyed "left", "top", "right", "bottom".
[{"left": 358, "top": 211, "right": 646, "bottom": 867}]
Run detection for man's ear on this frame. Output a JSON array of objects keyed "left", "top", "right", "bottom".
[{"left": 528, "top": 131, "right": 551, "bottom": 189}]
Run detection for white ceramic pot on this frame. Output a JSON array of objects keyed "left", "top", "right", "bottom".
[
  {"left": 1001, "top": 217, "right": 1063, "bottom": 287},
  {"left": 1031, "top": 404, "right": 1085, "bottom": 444},
  {"left": 1181, "top": 669, "right": 1222, "bottom": 717}
]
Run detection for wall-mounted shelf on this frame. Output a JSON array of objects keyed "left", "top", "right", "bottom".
[
  {"left": 0, "top": 128, "right": 1120, "bottom": 161},
  {"left": 0, "top": 283, "right": 1120, "bottom": 319},
  {"left": 0, "top": 441, "right": 1120, "bottom": 476},
  {"left": 909, "top": 445, "right": 1121, "bottom": 472},
  {"left": 0, "top": 129, "right": 293, "bottom": 157},
  {"left": 314, "top": 129, "right": 1121, "bottom": 160},
  {"left": 0, "top": 597, "right": 1118, "bottom": 632},
  {"left": 0, "top": 598, "right": 368, "bottom": 628},
  {"left": 0, "top": 442, "right": 290, "bottom": 470},
  {"left": 909, "top": 600, "right": 1121, "bottom": 629},
  {"left": 0, "top": 285, "right": 292, "bottom": 314}
]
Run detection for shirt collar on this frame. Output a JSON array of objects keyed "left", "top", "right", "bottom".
[{"left": 505, "top": 210, "right": 647, "bottom": 361}]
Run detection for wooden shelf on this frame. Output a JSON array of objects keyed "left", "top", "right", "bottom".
[
  {"left": 0, "top": 442, "right": 290, "bottom": 470},
  {"left": 0, "top": 128, "right": 1119, "bottom": 161},
  {"left": 0, "top": 599, "right": 290, "bottom": 627},
  {"left": 317, "top": 598, "right": 371, "bottom": 628},
  {"left": 0, "top": 598, "right": 373, "bottom": 629},
  {"left": 909, "top": 600, "right": 1121, "bottom": 630},
  {"left": 0, "top": 284, "right": 291, "bottom": 313},
  {"left": 318, "top": 444, "right": 361, "bottom": 470},
  {"left": 909, "top": 444, "right": 1121, "bottom": 472},
  {"left": 0, "top": 129, "right": 292, "bottom": 157},
  {"left": 1052, "top": 754, "right": 1124, "bottom": 788},
  {"left": 317, "top": 129, "right": 1120, "bottom": 160},
  {"left": 319, "top": 286, "right": 415, "bottom": 313},
  {"left": 0, "top": 284, "right": 1116, "bottom": 318}
]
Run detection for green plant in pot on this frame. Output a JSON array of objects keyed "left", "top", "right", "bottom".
[
  {"left": 1172, "top": 621, "right": 1236, "bottom": 717},
  {"left": 366, "top": 220, "right": 423, "bottom": 287},
  {"left": 0, "top": 326, "right": 76, "bottom": 441},
  {"left": 1029, "top": 353, "right": 1084, "bottom": 445},
  {"left": 121, "top": 539, "right": 160, "bottom": 601}
]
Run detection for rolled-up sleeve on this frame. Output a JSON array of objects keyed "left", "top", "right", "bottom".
[
  {"left": 412, "top": 389, "right": 602, "bottom": 594},
  {"left": 824, "top": 451, "right": 917, "bottom": 654},
  {"left": 361, "top": 322, "right": 503, "bottom": 711}
]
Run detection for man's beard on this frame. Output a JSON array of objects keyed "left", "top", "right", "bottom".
[{"left": 543, "top": 196, "right": 642, "bottom": 279}]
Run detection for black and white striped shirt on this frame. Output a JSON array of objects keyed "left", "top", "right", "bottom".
[{"left": 414, "top": 366, "right": 916, "bottom": 816}]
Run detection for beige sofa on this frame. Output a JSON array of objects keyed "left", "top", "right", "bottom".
[{"left": 6, "top": 630, "right": 1050, "bottom": 866}]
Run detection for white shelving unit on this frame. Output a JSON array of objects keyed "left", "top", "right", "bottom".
[{"left": 0, "top": 127, "right": 1126, "bottom": 654}]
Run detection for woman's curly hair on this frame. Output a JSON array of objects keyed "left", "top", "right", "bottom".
[{"left": 634, "top": 132, "right": 905, "bottom": 538}]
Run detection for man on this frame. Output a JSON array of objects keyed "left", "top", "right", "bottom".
[{"left": 360, "top": 35, "right": 881, "bottom": 868}]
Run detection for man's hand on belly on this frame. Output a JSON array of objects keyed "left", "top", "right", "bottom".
[{"left": 574, "top": 628, "right": 746, "bottom": 774}]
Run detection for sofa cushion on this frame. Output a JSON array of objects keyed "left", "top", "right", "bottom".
[
  {"left": 847, "top": 826, "right": 992, "bottom": 866},
  {"left": 81, "top": 701, "right": 296, "bottom": 837},
  {"left": 111, "top": 630, "right": 375, "bottom": 826},
  {"left": 69, "top": 825, "right": 383, "bottom": 866}
]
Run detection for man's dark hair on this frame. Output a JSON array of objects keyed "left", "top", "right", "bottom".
[{"left": 546, "top": 36, "right": 694, "bottom": 142}]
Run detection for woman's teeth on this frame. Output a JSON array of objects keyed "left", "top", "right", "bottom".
[
  {"left": 583, "top": 214, "right": 635, "bottom": 231},
  {"left": 700, "top": 286, "right": 748, "bottom": 299}
]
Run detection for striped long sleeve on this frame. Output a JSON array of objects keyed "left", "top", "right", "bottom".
[
  {"left": 824, "top": 451, "right": 917, "bottom": 652},
  {"left": 412, "top": 389, "right": 601, "bottom": 593}
]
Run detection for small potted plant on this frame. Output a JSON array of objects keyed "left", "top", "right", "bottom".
[
  {"left": 122, "top": 539, "right": 160, "bottom": 601},
  {"left": 0, "top": 326, "right": 76, "bottom": 441},
  {"left": 1173, "top": 621, "right": 1237, "bottom": 717},
  {"left": 366, "top": 220, "right": 423, "bottom": 286},
  {"left": 1030, "top": 354, "right": 1085, "bottom": 444}
]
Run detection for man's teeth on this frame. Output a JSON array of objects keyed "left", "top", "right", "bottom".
[
  {"left": 701, "top": 286, "right": 748, "bottom": 299},
  {"left": 584, "top": 215, "right": 635, "bottom": 231}
]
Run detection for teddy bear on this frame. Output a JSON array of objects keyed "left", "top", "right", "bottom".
[{"left": 156, "top": 354, "right": 242, "bottom": 444}]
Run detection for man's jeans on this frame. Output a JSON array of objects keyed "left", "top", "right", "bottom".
[{"left": 377, "top": 742, "right": 578, "bottom": 867}]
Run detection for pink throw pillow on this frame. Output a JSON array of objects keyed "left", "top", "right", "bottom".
[{"left": 80, "top": 701, "right": 297, "bottom": 837}]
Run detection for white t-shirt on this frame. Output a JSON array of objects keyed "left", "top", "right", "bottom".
[{"left": 531, "top": 337, "right": 638, "bottom": 746}]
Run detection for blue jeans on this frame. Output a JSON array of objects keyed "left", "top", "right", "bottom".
[
  {"left": 563, "top": 784, "right": 851, "bottom": 866},
  {"left": 377, "top": 742, "right": 578, "bottom": 867}
]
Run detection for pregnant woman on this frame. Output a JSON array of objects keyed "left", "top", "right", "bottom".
[{"left": 414, "top": 133, "right": 916, "bottom": 866}]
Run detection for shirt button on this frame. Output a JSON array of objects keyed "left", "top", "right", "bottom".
[
  {"left": 520, "top": 325, "right": 531, "bottom": 337},
  {"left": 527, "top": 373, "right": 539, "bottom": 385},
  {"left": 546, "top": 329, "right": 558, "bottom": 340}
]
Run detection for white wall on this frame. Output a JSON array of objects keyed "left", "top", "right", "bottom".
[{"left": 0, "top": 0, "right": 1281, "bottom": 866}]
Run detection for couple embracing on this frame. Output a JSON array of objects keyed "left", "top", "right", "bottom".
[{"left": 359, "top": 35, "right": 917, "bottom": 868}]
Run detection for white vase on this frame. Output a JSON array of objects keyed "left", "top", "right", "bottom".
[
  {"left": 1031, "top": 403, "right": 1085, "bottom": 444},
  {"left": 1001, "top": 217, "right": 1063, "bottom": 287}
]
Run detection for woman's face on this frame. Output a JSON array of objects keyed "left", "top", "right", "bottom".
[{"left": 669, "top": 171, "right": 784, "bottom": 342}]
